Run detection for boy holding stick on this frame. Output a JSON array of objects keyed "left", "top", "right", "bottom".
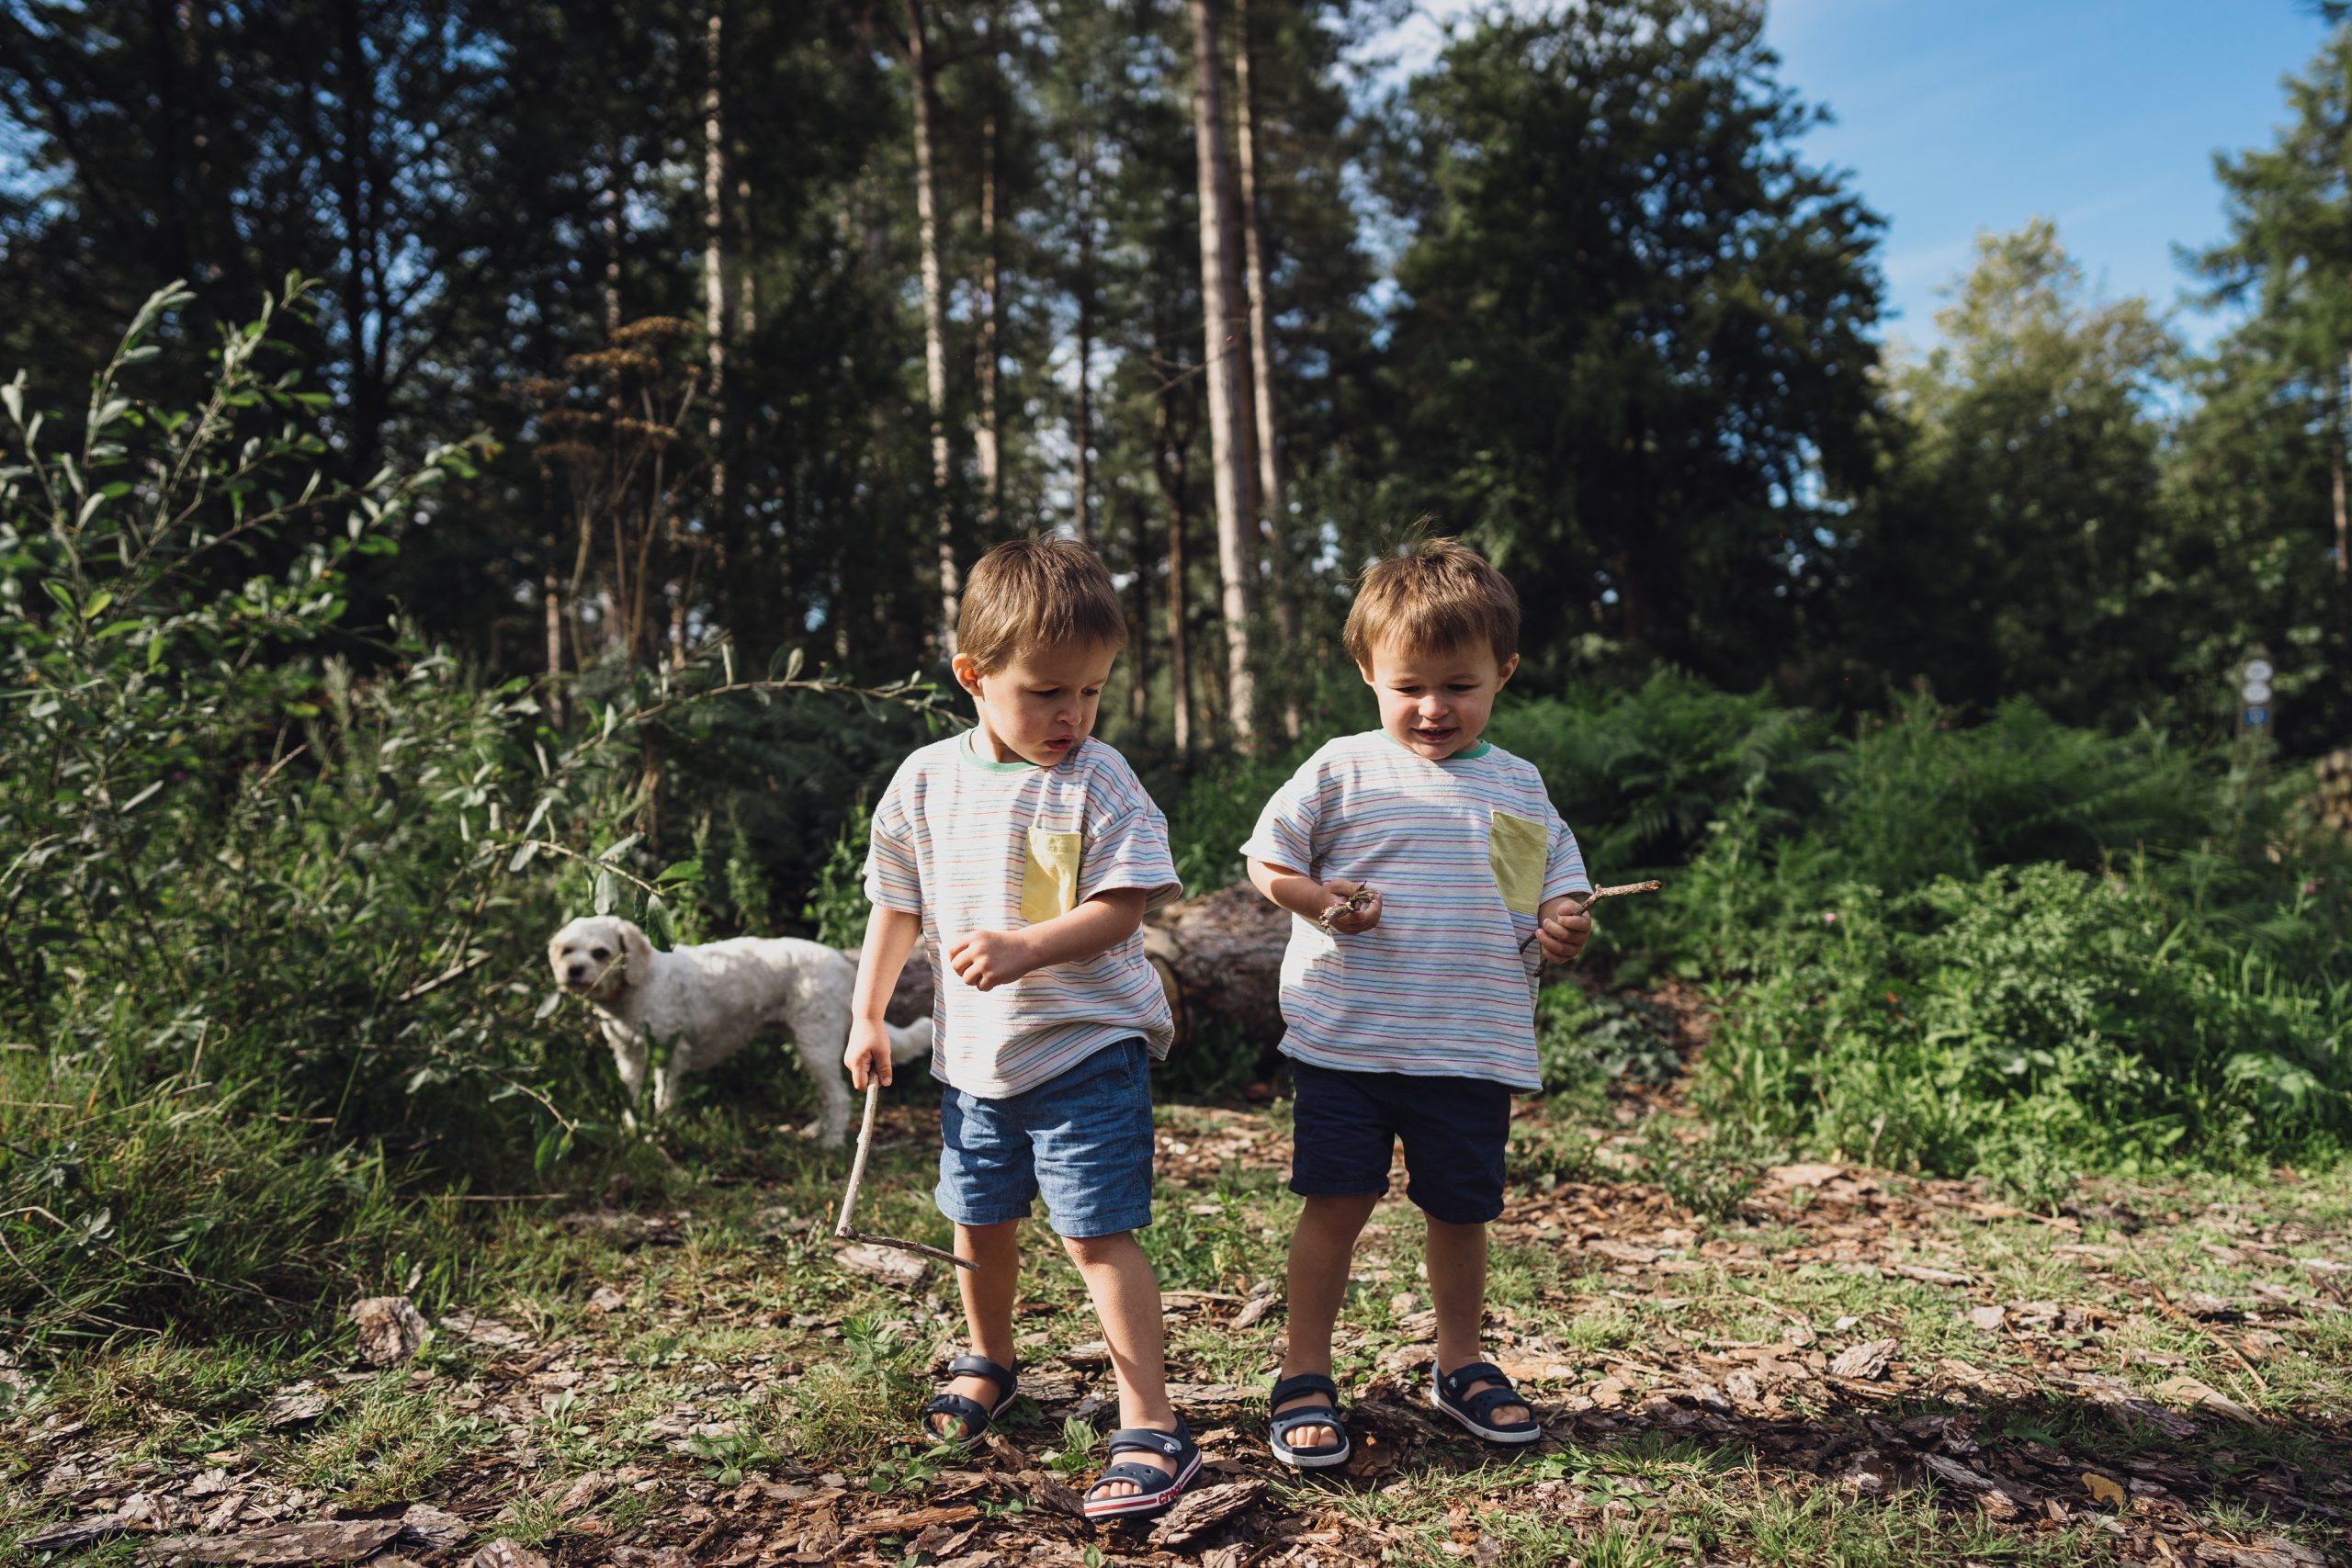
[
  {"left": 1242, "top": 537, "right": 1594, "bottom": 1466},
  {"left": 844, "top": 538, "right": 1197, "bottom": 1522}
]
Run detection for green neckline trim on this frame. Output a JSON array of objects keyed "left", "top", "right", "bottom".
[
  {"left": 1442, "top": 740, "right": 1493, "bottom": 761},
  {"left": 961, "top": 727, "right": 1046, "bottom": 773}
]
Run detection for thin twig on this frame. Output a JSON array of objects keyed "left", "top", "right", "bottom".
[
  {"left": 392, "top": 950, "right": 498, "bottom": 1004},
  {"left": 832, "top": 1080, "right": 974, "bottom": 1272},
  {"left": 1521, "top": 880, "right": 1665, "bottom": 953}
]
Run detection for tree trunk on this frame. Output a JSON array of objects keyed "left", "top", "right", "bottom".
[
  {"left": 326, "top": 0, "right": 389, "bottom": 481},
  {"left": 702, "top": 3, "right": 730, "bottom": 536},
  {"left": 975, "top": 3, "right": 1003, "bottom": 533},
  {"left": 1234, "top": 0, "right": 1299, "bottom": 739},
  {"left": 602, "top": 150, "right": 625, "bottom": 340},
  {"left": 1155, "top": 383, "right": 1194, "bottom": 758},
  {"left": 1072, "top": 144, "right": 1097, "bottom": 542},
  {"left": 542, "top": 569, "right": 565, "bottom": 728},
  {"left": 1188, "top": 0, "right": 1259, "bottom": 748},
  {"left": 1128, "top": 502, "right": 1149, "bottom": 733},
  {"left": 907, "top": 0, "right": 959, "bottom": 654},
  {"left": 2337, "top": 355, "right": 2350, "bottom": 587}
]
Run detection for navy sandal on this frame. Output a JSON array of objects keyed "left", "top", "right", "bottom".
[
  {"left": 1430, "top": 1359, "right": 1541, "bottom": 1445},
  {"left": 919, "top": 1354, "right": 1019, "bottom": 1450},
  {"left": 1267, "top": 1371, "right": 1351, "bottom": 1470},
  {"left": 1081, "top": 1418, "right": 1202, "bottom": 1522}
]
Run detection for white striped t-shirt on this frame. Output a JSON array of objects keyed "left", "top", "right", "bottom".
[
  {"left": 1239, "top": 731, "right": 1589, "bottom": 1089},
  {"left": 865, "top": 730, "right": 1181, "bottom": 1099}
]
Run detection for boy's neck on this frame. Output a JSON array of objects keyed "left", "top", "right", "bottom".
[{"left": 969, "top": 722, "right": 1047, "bottom": 767}]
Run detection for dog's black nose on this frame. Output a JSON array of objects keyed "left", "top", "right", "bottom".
[{"left": 566, "top": 963, "right": 587, "bottom": 982}]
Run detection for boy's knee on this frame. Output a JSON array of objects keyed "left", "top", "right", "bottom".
[{"left": 1060, "top": 1229, "right": 1138, "bottom": 1269}]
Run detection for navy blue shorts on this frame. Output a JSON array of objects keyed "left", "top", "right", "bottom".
[{"left": 1286, "top": 1057, "right": 1511, "bottom": 1225}]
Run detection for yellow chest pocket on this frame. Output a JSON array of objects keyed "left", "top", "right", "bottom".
[
  {"left": 1488, "top": 808, "right": 1547, "bottom": 916},
  {"left": 1020, "top": 828, "right": 1085, "bottom": 923}
]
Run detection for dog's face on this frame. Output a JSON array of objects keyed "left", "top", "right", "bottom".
[{"left": 548, "top": 915, "right": 647, "bottom": 999}]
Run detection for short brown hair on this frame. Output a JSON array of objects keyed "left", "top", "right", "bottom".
[
  {"left": 957, "top": 536, "right": 1128, "bottom": 672},
  {"left": 1344, "top": 536, "right": 1520, "bottom": 669}
]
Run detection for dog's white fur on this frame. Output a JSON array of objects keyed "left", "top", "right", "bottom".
[{"left": 547, "top": 915, "right": 931, "bottom": 1145}]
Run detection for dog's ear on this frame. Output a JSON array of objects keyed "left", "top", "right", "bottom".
[{"left": 618, "top": 919, "right": 655, "bottom": 976}]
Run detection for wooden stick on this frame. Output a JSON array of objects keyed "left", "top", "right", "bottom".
[
  {"left": 1579, "top": 879, "right": 1664, "bottom": 905},
  {"left": 1521, "top": 880, "right": 1664, "bottom": 952},
  {"left": 833, "top": 1079, "right": 976, "bottom": 1272}
]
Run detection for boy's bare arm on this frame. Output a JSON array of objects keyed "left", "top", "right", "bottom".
[
  {"left": 1248, "top": 857, "right": 1382, "bottom": 934},
  {"left": 846, "top": 905, "right": 922, "bottom": 1087},
  {"left": 947, "top": 887, "right": 1148, "bottom": 991}
]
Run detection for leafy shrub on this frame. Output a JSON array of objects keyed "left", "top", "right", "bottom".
[
  {"left": 802, "top": 799, "right": 876, "bottom": 948},
  {"left": 1698, "top": 863, "right": 2352, "bottom": 1194},
  {"left": 1160, "top": 742, "right": 1329, "bottom": 895},
  {"left": 0, "top": 283, "right": 955, "bottom": 1344},
  {"left": 1535, "top": 986, "right": 1683, "bottom": 1095}
]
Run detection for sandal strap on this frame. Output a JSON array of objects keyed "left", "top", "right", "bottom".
[
  {"left": 922, "top": 1391, "right": 994, "bottom": 1427},
  {"left": 941, "top": 1354, "right": 1019, "bottom": 1402},
  {"left": 1271, "top": 1408, "right": 1346, "bottom": 1449},
  {"left": 1088, "top": 1461, "right": 1181, "bottom": 1497},
  {"left": 1269, "top": 1371, "right": 1339, "bottom": 1409},
  {"left": 1457, "top": 1384, "right": 1533, "bottom": 1425},
  {"left": 1105, "top": 1423, "right": 1193, "bottom": 1462},
  {"left": 1437, "top": 1360, "right": 1509, "bottom": 1398}
]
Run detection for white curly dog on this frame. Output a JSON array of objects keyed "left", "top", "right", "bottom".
[{"left": 547, "top": 915, "right": 932, "bottom": 1145}]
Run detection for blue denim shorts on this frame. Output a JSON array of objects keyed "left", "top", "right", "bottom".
[{"left": 936, "top": 1038, "right": 1155, "bottom": 1238}]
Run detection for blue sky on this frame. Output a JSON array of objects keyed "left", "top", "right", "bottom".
[
  {"left": 1763, "top": 0, "right": 2331, "bottom": 349},
  {"left": 1377, "top": 1, "right": 2334, "bottom": 348}
]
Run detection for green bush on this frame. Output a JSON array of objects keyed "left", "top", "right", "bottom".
[
  {"left": 1698, "top": 862, "right": 2351, "bottom": 1197},
  {"left": 0, "top": 283, "right": 956, "bottom": 1344}
]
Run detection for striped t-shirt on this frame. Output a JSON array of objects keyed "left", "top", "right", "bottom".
[
  {"left": 865, "top": 730, "right": 1182, "bottom": 1098},
  {"left": 1239, "top": 731, "right": 1589, "bottom": 1089}
]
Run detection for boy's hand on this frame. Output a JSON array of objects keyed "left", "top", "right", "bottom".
[
  {"left": 1320, "top": 880, "right": 1382, "bottom": 935},
  {"left": 843, "top": 1017, "right": 897, "bottom": 1089},
  {"left": 946, "top": 927, "right": 1038, "bottom": 991},
  {"left": 1535, "top": 895, "right": 1593, "bottom": 963}
]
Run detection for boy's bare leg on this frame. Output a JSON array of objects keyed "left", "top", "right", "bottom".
[
  {"left": 1064, "top": 1230, "right": 1179, "bottom": 1496},
  {"left": 929, "top": 1218, "right": 1023, "bottom": 1441},
  {"left": 1273, "top": 1192, "right": 1382, "bottom": 1449},
  {"left": 1425, "top": 1214, "right": 1529, "bottom": 1425}
]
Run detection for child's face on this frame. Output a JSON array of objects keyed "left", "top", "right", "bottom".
[
  {"left": 1359, "top": 635, "right": 1518, "bottom": 761},
  {"left": 953, "top": 638, "right": 1119, "bottom": 766}
]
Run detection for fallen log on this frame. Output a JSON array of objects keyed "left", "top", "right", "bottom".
[
  {"left": 854, "top": 877, "right": 1652, "bottom": 1058},
  {"left": 846, "top": 880, "right": 1290, "bottom": 1053}
]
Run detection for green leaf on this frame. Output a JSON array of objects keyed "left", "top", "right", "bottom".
[
  {"left": 656, "top": 859, "right": 701, "bottom": 886},
  {"left": 594, "top": 867, "right": 618, "bottom": 916},
  {"left": 643, "top": 895, "right": 676, "bottom": 946},
  {"left": 508, "top": 840, "right": 540, "bottom": 873}
]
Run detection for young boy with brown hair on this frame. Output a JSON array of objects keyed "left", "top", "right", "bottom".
[
  {"left": 1240, "top": 536, "right": 1593, "bottom": 1466},
  {"left": 843, "top": 537, "right": 1199, "bottom": 1521}
]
